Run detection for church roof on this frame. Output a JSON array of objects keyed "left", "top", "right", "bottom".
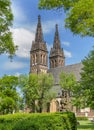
[{"left": 48, "top": 63, "right": 83, "bottom": 84}]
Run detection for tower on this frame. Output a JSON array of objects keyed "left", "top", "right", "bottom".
[
  {"left": 30, "top": 15, "right": 48, "bottom": 74},
  {"left": 49, "top": 24, "right": 65, "bottom": 68}
]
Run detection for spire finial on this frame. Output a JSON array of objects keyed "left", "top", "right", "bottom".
[
  {"left": 56, "top": 24, "right": 58, "bottom": 29},
  {"left": 38, "top": 15, "right": 40, "bottom": 19},
  {"left": 38, "top": 15, "right": 41, "bottom": 23},
  {"left": 35, "top": 15, "right": 44, "bottom": 43},
  {"left": 53, "top": 24, "right": 61, "bottom": 49}
]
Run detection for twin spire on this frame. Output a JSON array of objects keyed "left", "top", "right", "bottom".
[
  {"left": 31, "top": 15, "right": 65, "bottom": 70},
  {"left": 35, "top": 15, "right": 61, "bottom": 49}
]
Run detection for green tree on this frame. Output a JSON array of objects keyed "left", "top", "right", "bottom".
[
  {"left": 59, "top": 72, "right": 77, "bottom": 111},
  {"left": 60, "top": 71, "right": 76, "bottom": 92},
  {"left": 39, "top": 0, "right": 94, "bottom": 37},
  {"left": 19, "top": 73, "right": 54, "bottom": 113},
  {"left": 0, "top": 0, "right": 17, "bottom": 58},
  {"left": 80, "top": 47, "right": 94, "bottom": 109},
  {"left": 0, "top": 75, "right": 20, "bottom": 114},
  {"left": 37, "top": 73, "right": 54, "bottom": 113},
  {"left": 19, "top": 74, "right": 38, "bottom": 112}
]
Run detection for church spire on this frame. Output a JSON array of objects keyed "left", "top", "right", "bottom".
[
  {"left": 35, "top": 15, "right": 44, "bottom": 43},
  {"left": 30, "top": 15, "right": 48, "bottom": 74},
  {"left": 53, "top": 24, "right": 61, "bottom": 49},
  {"left": 49, "top": 24, "right": 65, "bottom": 68}
]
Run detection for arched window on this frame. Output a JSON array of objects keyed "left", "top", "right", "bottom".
[
  {"left": 43, "top": 55, "right": 45, "bottom": 64},
  {"left": 41, "top": 54, "right": 43, "bottom": 63},
  {"left": 61, "top": 60, "right": 64, "bottom": 66},
  {"left": 43, "top": 55, "right": 46, "bottom": 65},
  {"left": 51, "top": 60, "right": 54, "bottom": 68},
  {"left": 55, "top": 60, "right": 57, "bottom": 67},
  {"left": 35, "top": 54, "right": 37, "bottom": 64},
  {"left": 32, "top": 55, "right": 35, "bottom": 65}
]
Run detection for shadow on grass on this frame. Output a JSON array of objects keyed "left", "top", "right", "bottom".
[{"left": 78, "top": 122, "right": 94, "bottom": 130}]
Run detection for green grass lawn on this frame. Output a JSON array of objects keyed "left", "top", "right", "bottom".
[{"left": 77, "top": 120, "right": 94, "bottom": 130}]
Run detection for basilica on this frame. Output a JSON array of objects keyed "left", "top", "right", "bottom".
[
  {"left": 30, "top": 15, "right": 82, "bottom": 81},
  {"left": 30, "top": 15, "right": 94, "bottom": 118}
]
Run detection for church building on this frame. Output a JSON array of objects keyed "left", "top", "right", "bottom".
[{"left": 30, "top": 15, "right": 94, "bottom": 117}]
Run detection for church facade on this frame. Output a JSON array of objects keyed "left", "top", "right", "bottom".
[
  {"left": 30, "top": 16, "right": 94, "bottom": 117},
  {"left": 30, "top": 15, "right": 82, "bottom": 112}
]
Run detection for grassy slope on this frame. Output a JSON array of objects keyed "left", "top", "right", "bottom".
[{"left": 77, "top": 120, "right": 94, "bottom": 130}]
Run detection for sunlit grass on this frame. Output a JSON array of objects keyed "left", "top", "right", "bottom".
[{"left": 77, "top": 120, "right": 94, "bottom": 130}]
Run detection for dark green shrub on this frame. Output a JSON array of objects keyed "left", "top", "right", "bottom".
[{"left": 58, "top": 112, "right": 77, "bottom": 130}]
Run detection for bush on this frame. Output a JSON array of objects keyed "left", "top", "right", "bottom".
[
  {"left": 0, "top": 112, "right": 77, "bottom": 130},
  {"left": 77, "top": 116, "right": 88, "bottom": 121}
]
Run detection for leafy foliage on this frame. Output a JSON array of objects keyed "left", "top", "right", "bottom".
[
  {"left": 0, "top": 75, "right": 21, "bottom": 114},
  {"left": 59, "top": 72, "right": 76, "bottom": 92},
  {"left": 37, "top": 73, "right": 54, "bottom": 112},
  {"left": 65, "top": 0, "right": 94, "bottom": 37},
  {"left": 0, "top": 0, "right": 17, "bottom": 58},
  {"left": 39, "top": 0, "right": 94, "bottom": 37},
  {"left": 59, "top": 72, "right": 79, "bottom": 110},
  {"left": 39, "top": 0, "right": 64, "bottom": 9},
  {"left": 0, "top": 112, "right": 77, "bottom": 130},
  {"left": 80, "top": 47, "right": 94, "bottom": 109},
  {"left": 71, "top": 47, "right": 94, "bottom": 109},
  {"left": 19, "top": 73, "right": 54, "bottom": 113}
]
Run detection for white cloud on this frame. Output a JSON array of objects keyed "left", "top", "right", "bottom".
[
  {"left": 11, "top": 28, "right": 72, "bottom": 59},
  {"left": 11, "top": 28, "right": 35, "bottom": 58},
  {"left": 11, "top": 19, "right": 62, "bottom": 58},
  {"left": 62, "top": 41, "right": 70, "bottom": 46},
  {"left": 64, "top": 50, "right": 72, "bottom": 58},
  {"left": 43, "top": 20, "right": 63, "bottom": 34},
  {"left": 3, "top": 61, "right": 28, "bottom": 70},
  {"left": 11, "top": 2, "right": 26, "bottom": 22},
  {"left": 15, "top": 72, "right": 22, "bottom": 77}
]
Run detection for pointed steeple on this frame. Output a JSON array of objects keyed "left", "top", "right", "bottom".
[
  {"left": 35, "top": 15, "right": 44, "bottom": 43},
  {"left": 53, "top": 24, "right": 61, "bottom": 49},
  {"left": 30, "top": 15, "right": 48, "bottom": 74},
  {"left": 49, "top": 24, "right": 65, "bottom": 68}
]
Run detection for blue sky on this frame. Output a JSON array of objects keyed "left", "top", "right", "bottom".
[{"left": 0, "top": 0, "right": 94, "bottom": 77}]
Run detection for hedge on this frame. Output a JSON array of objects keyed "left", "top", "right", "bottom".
[
  {"left": 0, "top": 112, "right": 77, "bottom": 130},
  {"left": 76, "top": 116, "right": 88, "bottom": 121}
]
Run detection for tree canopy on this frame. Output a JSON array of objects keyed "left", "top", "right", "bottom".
[
  {"left": 39, "top": 0, "right": 94, "bottom": 37},
  {"left": 70, "top": 47, "right": 94, "bottom": 109},
  {"left": 0, "top": 0, "right": 17, "bottom": 58},
  {"left": 59, "top": 71, "right": 77, "bottom": 111},
  {"left": 59, "top": 71, "right": 76, "bottom": 92},
  {"left": 19, "top": 73, "right": 54, "bottom": 113},
  {"left": 0, "top": 75, "right": 20, "bottom": 114},
  {"left": 80, "top": 47, "right": 94, "bottom": 109}
]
